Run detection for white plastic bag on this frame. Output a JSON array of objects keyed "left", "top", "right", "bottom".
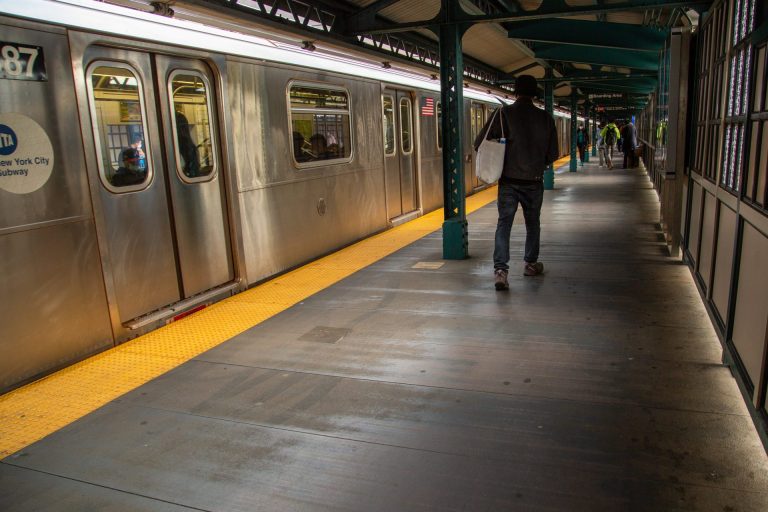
[{"left": 475, "top": 109, "right": 506, "bottom": 184}]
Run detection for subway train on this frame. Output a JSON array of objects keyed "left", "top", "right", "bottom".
[{"left": 0, "top": 0, "right": 573, "bottom": 391}]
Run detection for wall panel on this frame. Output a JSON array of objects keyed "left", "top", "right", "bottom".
[
  {"left": 712, "top": 204, "right": 737, "bottom": 323},
  {"left": 731, "top": 222, "right": 768, "bottom": 392},
  {"left": 697, "top": 191, "right": 717, "bottom": 290},
  {"left": 688, "top": 181, "right": 703, "bottom": 265}
]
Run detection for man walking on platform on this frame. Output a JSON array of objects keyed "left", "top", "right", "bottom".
[
  {"left": 474, "top": 74, "right": 559, "bottom": 290},
  {"left": 621, "top": 121, "right": 638, "bottom": 168},
  {"left": 600, "top": 120, "right": 620, "bottom": 169}
]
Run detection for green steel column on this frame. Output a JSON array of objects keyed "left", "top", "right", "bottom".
[
  {"left": 570, "top": 90, "right": 578, "bottom": 172},
  {"left": 591, "top": 108, "right": 598, "bottom": 156},
  {"left": 543, "top": 73, "right": 555, "bottom": 189},
  {"left": 583, "top": 100, "right": 591, "bottom": 163},
  {"left": 438, "top": 3, "right": 468, "bottom": 259}
]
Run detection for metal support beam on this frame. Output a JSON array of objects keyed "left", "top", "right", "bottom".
[
  {"left": 504, "top": 61, "right": 540, "bottom": 77},
  {"left": 507, "top": 19, "right": 668, "bottom": 51},
  {"left": 438, "top": 1, "right": 469, "bottom": 260},
  {"left": 570, "top": 90, "right": 578, "bottom": 172},
  {"left": 583, "top": 100, "right": 591, "bottom": 163},
  {"left": 533, "top": 72, "right": 658, "bottom": 83},
  {"left": 533, "top": 44, "right": 660, "bottom": 70},
  {"left": 347, "top": 0, "right": 401, "bottom": 26},
  {"left": 564, "top": 78, "right": 656, "bottom": 91},
  {"left": 592, "top": 108, "right": 598, "bottom": 156},
  {"left": 544, "top": 70, "right": 555, "bottom": 189}
]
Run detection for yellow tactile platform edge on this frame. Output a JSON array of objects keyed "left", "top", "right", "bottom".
[{"left": 1, "top": 182, "right": 525, "bottom": 458}]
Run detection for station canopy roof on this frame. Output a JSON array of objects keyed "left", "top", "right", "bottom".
[{"left": 123, "top": 0, "right": 712, "bottom": 115}]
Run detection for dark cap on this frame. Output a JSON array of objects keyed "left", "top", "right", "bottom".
[
  {"left": 514, "top": 74, "right": 538, "bottom": 97},
  {"left": 122, "top": 148, "right": 141, "bottom": 160}
]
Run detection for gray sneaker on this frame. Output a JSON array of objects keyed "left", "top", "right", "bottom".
[
  {"left": 494, "top": 269, "right": 509, "bottom": 290},
  {"left": 524, "top": 261, "right": 544, "bottom": 276}
]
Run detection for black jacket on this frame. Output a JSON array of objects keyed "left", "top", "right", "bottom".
[{"left": 474, "top": 98, "right": 559, "bottom": 182}]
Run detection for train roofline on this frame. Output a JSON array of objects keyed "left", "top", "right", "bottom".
[{"left": 2, "top": 0, "right": 578, "bottom": 119}]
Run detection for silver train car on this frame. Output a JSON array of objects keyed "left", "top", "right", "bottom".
[{"left": 0, "top": 0, "right": 572, "bottom": 391}]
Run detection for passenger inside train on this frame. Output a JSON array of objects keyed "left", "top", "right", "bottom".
[
  {"left": 175, "top": 111, "right": 201, "bottom": 178},
  {"left": 129, "top": 134, "right": 146, "bottom": 170},
  {"left": 309, "top": 133, "right": 329, "bottom": 160},
  {"left": 111, "top": 147, "right": 146, "bottom": 187},
  {"left": 292, "top": 131, "right": 311, "bottom": 162}
]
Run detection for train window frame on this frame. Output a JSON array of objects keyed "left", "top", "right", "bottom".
[
  {"left": 470, "top": 102, "right": 485, "bottom": 146},
  {"left": 86, "top": 60, "right": 153, "bottom": 194},
  {"left": 382, "top": 94, "right": 396, "bottom": 156},
  {"left": 436, "top": 100, "right": 442, "bottom": 151},
  {"left": 399, "top": 96, "right": 413, "bottom": 155},
  {"left": 168, "top": 69, "right": 218, "bottom": 184},
  {"left": 287, "top": 80, "right": 354, "bottom": 169}
]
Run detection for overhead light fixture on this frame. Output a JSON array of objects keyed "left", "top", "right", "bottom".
[
  {"left": 150, "top": 1, "right": 175, "bottom": 17},
  {"left": 382, "top": 61, "right": 392, "bottom": 69},
  {"left": 302, "top": 41, "right": 317, "bottom": 52}
]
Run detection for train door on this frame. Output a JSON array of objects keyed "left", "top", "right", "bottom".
[
  {"left": 469, "top": 102, "right": 486, "bottom": 191},
  {"left": 382, "top": 89, "right": 417, "bottom": 220},
  {"left": 83, "top": 46, "right": 233, "bottom": 326}
]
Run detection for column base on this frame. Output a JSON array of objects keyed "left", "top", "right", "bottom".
[
  {"left": 544, "top": 168, "right": 554, "bottom": 190},
  {"left": 442, "top": 218, "right": 468, "bottom": 260}
]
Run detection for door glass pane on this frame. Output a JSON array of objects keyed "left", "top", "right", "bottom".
[
  {"left": 758, "top": 121, "right": 768, "bottom": 206},
  {"left": 754, "top": 46, "right": 766, "bottom": 112},
  {"left": 436, "top": 101, "right": 442, "bottom": 150},
  {"left": 746, "top": 121, "right": 759, "bottom": 200},
  {"left": 472, "top": 105, "right": 484, "bottom": 140},
  {"left": 400, "top": 97, "right": 412, "bottom": 154},
  {"left": 89, "top": 64, "right": 150, "bottom": 190},
  {"left": 170, "top": 72, "right": 215, "bottom": 180},
  {"left": 383, "top": 95, "right": 395, "bottom": 155}
]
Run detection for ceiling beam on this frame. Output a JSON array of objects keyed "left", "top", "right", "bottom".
[
  {"left": 347, "top": 0, "right": 403, "bottom": 27},
  {"left": 512, "top": 72, "right": 657, "bottom": 84},
  {"left": 575, "top": 81, "right": 657, "bottom": 93},
  {"left": 195, "top": 0, "right": 508, "bottom": 86},
  {"left": 533, "top": 44, "right": 659, "bottom": 71},
  {"left": 507, "top": 19, "right": 668, "bottom": 51},
  {"left": 346, "top": 1, "right": 712, "bottom": 35}
]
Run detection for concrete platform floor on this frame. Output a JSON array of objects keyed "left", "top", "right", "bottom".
[{"left": 2, "top": 163, "right": 767, "bottom": 511}]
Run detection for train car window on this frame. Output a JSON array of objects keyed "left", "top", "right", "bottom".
[
  {"left": 288, "top": 82, "right": 352, "bottom": 166},
  {"left": 400, "top": 97, "right": 413, "bottom": 154},
  {"left": 169, "top": 71, "right": 216, "bottom": 182},
  {"left": 470, "top": 103, "right": 484, "bottom": 143},
  {"left": 382, "top": 95, "right": 395, "bottom": 155},
  {"left": 87, "top": 63, "right": 151, "bottom": 192},
  {"left": 436, "top": 101, "right": 442, "bottom": 150}
]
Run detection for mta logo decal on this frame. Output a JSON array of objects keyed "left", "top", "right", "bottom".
[{"left": 0, "top": 124, "right": 18, "bottom": 156}]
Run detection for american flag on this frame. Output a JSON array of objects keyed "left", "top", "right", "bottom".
[{"left": 421, "top": 97, "right": 434, "bottom": 116}]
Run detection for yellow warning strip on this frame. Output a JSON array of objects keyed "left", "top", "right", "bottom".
[{"left": 0, "top": 185, "right": 508, "bottom": 458}]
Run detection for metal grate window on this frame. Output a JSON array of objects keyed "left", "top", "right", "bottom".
[
  {"left": 721, "top": 0, "right": 758, "bottom": 193},
  {"left": 744, "top": 40, "right": 768, "bottom": 209},
  {"left": 692, "top": 3, "right": 729, "bottom": 180}
]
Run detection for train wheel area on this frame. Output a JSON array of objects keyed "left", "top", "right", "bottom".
[{"left": 2, "top": 158, "right": 767, "bottom": 511}]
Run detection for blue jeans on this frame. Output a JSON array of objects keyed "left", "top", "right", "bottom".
[{"left": 493, "top": 181, "right": 544, "bottom": 270}]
